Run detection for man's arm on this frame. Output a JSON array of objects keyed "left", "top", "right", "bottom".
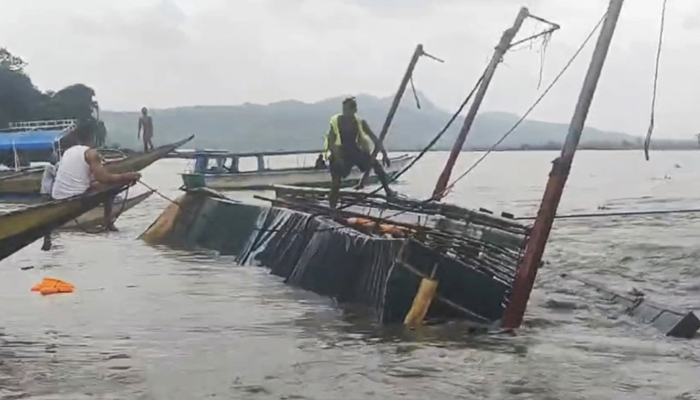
[
  {"left": 361, "top": 120, "right": 388, "bottom": 159},
  {"left": 85, "top": 149, "right": 140, "bottom": 184},
  {"left": 137, "top": 118, "right": 142, "bottom": 139}
]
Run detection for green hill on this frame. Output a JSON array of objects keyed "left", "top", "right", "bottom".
[{"left": 101, "top": 93, "right": 650, "bottom": 152}]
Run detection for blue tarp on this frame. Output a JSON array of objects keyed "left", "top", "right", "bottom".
[{"left": 0, "top": 129, "right": 67, "bottom": 151}]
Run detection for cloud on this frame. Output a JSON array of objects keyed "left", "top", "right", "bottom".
[{"left": 0, "top": 0, "right": 698, "bottom": 137}]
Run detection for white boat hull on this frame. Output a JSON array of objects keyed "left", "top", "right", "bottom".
[{"left": 182, "top": 155, "right": 414, "bottom": 191}]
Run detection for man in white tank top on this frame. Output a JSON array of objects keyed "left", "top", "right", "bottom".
[{"left": 42, "top": 124, "right": 141, "bottom": 250}]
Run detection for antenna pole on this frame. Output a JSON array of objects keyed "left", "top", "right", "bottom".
[
  {"left": 502, "top": 0, "right": 625, "bottom": 329},
  {"left": 432, "top": 7, "right": 530, "bottom": 199}
]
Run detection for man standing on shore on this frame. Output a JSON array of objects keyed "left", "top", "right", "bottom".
[{"left": 137, "top": 107, "right": 154, "bottom": 153}]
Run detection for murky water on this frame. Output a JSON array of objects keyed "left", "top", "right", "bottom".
[{"left": 1, "top": 150, "right": 699, "bottom": 399}]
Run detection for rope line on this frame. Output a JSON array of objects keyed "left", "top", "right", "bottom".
[
  {"left": 515, "top": 207, "right": 700, "bottom": 221},
  {"left": 643, "top": 0, "right": 668, "bottom": 161}
]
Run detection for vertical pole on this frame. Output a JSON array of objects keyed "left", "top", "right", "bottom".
[
  {"left": 502, "top": 0, "right": 625, "bottom": 329},
  {"left": 433, "top": 7, "right": 530, "bottom": 199},
  {"left": 359, "top": 44, "right": 425, "bottom": 187}
]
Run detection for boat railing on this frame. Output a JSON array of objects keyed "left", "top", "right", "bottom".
[{"left": 2, "top": 119, "right": 78, "bottom": 132}]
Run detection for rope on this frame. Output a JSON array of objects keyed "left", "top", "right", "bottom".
[
  {"left": 436, "top": 11, "right": 608, "bottom": 199},
  {"left": 409, "top": 76, "right": 421, "bottom": 109},
  {"left": 71, "top": 184, "right": 131, "bottom": 234},
  {"left": 643, "top": 0, "right": 668, "bottom": 161},
  {"left": 515, "top": 207, "right": 700, "bottom": 221}
]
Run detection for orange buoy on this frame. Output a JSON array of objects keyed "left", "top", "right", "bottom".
[{"left": 31, "top": 278, "right": 75, "bottom": 295}]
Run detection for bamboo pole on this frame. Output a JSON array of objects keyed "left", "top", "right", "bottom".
[{"left": 357, "top": 44, "right": 443, "bottom": 188}]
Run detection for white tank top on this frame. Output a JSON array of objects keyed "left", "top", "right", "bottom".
[{"left": 51, "top": 145, "right": 93, "bottom": 200}]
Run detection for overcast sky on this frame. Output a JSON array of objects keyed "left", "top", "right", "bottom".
[{"left": 1, "top": 0, "right": 698, "bottom": 137}]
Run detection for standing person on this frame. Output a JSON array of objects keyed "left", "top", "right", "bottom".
[
  {"left": 39, "top": 155, "right": 59, "bottom": 251},
  {"left": 51, "top": 124, "right": 140, "bottom": 233},
  {"left": 324, "top": 97, "right": 394, "bottom": 209},
  {"left": 137, "top": 107, "right": 154, "bottom": 153}
]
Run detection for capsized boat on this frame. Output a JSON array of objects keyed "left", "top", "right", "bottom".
[
  {"left": 140, "top": 185, "right": 529, "bottom": 328},
  {"left": 59, "top": 190, "right": 154, "bottom": 231},
  {"left": 179, "top": 150, "right": 415, "bottom": 191},
  {"left": 0, "top": 184, "right": 131, "bottom": 262},
  {"left": 0, "top": 135, "right": 194, "bottom": 197}
]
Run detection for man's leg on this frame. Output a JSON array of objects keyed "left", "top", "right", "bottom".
[
  {"left": 329, "top": 172, "right": 342, "bottom": 209},
  {"left": 41, "top": 194, "right": 53, "bottom": 250},
  {"left": 365, "top": 156, "right": 395, "bottom": 197},
  {"left": 41, "top": 232, "right": 52, "bottom": 251},
  {"left": 328, "top": 155, "right": 343, "bottom": 209},
  {"left": 103, "top": 193, "right": 118, "bottom": 231},
  {"left": 143, "top": 138, "right": 148, "bottom": 153}
]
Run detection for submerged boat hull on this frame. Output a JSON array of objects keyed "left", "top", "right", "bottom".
[
  {"left": 0, "top": 135, "right": 194, "bottom": 197},
  {"left": 140, "top": 188, "right": 529, "bottom": 326},
  {"left": 180, "top": 154, "right": 414, "bottom": 191},
  {"left": 0, "top": 186, "right": 129, "bottom": 262}
]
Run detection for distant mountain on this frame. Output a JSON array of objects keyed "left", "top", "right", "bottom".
[{"left": 101, "top": 93, "right": 644, "bottom": 152}]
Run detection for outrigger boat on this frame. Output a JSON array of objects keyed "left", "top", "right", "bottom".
[
  {"left": 179, "top": 150, "right": 415, "bottom": 191},
  {"left": 0, "top": 134, "right": 194, "bottom": 198},
  {"left": 59, "top": 190, "right": 154, "bottom": 231},
  {"left": 0, "top": 184, "right": 132, "bottom": 262},
  {"left": 141, "top": 2, "right": 699, "bottom": 337}
]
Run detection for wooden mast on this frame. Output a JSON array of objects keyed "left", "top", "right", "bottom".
[
  {"left": 502, "top": 0, "right": 626, "bottom": 329},
  {"left": 358, "top": 44, "right": 443, "bottom": 188},
  {"left": 432, "top": 7, "right": 530, "bottom": 199}
]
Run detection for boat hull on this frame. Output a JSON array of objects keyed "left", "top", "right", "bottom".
[
  {"left": 0, "top": 186, "right": 129, "bottom": 262},
  {"left": 140, "top": 188, "right": 525, "bottom": 326},
  {"left": 0, "top": 136, "right": 194, "bottom": 196},
  {"left": 181, "top": 154, "right": 414, "bottom": 191},
  {"left": 60, "top": 190, "right": 154, "bottom": 230}
]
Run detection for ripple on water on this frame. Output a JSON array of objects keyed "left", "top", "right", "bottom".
[{"left": 1, "top": 153, "right": 700, "bottom": 399}]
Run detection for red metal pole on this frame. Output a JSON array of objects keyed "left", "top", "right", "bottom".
[
  {"left": 502, "top": 0, "right": 626, "bottom": 329},
  {"left": 433, "top": 7, "right": 530, "bottom": 199}
]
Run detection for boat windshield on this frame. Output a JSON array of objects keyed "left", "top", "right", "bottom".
[{"left": 193, "top": 155, "right": 239, "bottom": 174}]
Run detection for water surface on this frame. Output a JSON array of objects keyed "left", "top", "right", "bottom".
[{"left": 1, "top": 150, "right": 699, "bottom": 399}]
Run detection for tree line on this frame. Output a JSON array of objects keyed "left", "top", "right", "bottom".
[{"left": 0, "top": 47, "right": 106, "bottom": 146}]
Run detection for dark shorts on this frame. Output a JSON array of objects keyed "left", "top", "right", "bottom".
[{"left": 329, "top": 148, "right": 372, "bottom": 179}]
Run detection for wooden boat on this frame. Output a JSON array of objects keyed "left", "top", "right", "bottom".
[
  {"left": 140, "top": 185, "right": 531, "bottom": 328},
  {"left": 0, "top": 135, "right": 194, "bottom": 197},
  {"left": 0, "top": 185, "right": 130, "bottom": 262},
  {"left": 141, "top": 38, "right": 532, "bottom": 328},
  {"left": 141, "top": 2, "right": 700, "bottom": 337},
  {"left": 180, "top": 150, "right": 415, "bottom": 191},
  {"left": 60, "top": 190, "right": 154, "bottom": 230}
]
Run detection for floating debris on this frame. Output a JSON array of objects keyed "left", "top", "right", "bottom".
[{"left": 31, "top": 278, "right": 75, "bottom": 295}]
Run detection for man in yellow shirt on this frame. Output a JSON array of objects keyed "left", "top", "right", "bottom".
[{"left": 325, "top": 97, "right": 394, "bottom": 208}]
